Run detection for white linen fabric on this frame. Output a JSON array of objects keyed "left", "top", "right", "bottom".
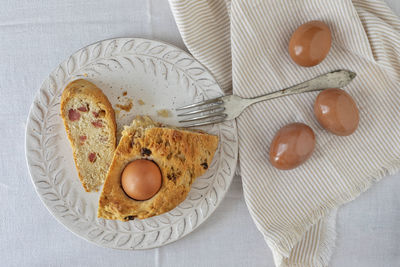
[
  {"left": 1, "top": 0, "right": 400, "bottom": 266},
  {"left": 168, "top": 0, "right": 400, "bottom": 266}
]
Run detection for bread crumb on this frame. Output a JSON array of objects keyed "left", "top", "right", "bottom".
[
  {"left": 116, "top": 99, "right": 133, "bottom": 112},
  {"left": 122, "top": 91, "right": 127, "bottom": 96},
  {"left": 151, "top": 104, "right": 155, "bottom": 107},
  {"left": 83, "top": 73, "right": 88, "bottom": 77},
  {"left": 115, "top": 109, "right": 121, "bottom": 117},
  {"left": 138, "top": 99, "right": 145, "bottom": 105},
  {"left": 157, "top": 109, "right": 170, "bottom": 118}
]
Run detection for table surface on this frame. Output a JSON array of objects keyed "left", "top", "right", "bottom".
[{"left": 1, "top": 1, "right": 400, "bottom": 266}]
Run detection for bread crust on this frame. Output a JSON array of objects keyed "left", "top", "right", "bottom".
[
  {"left": 98, "top": 116, "right": 219, "bottom": 221},
  {"left": 60, "top": 79, "right": 117, "bottom": 191}
]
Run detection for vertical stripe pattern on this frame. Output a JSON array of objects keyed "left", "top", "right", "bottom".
[
  {"left": 169, "top": 0, "right": 400, "bottom": 266},
  {"left": 168, "top": 0, "right": 232, "bottom": 93}
]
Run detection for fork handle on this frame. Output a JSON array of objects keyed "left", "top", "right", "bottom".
[{"left": 246, "top": 70, "right": 356, "bottom": 106}]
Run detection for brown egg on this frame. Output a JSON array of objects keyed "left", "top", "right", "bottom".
[
  {"left": 314, "top": 88, "right": 359, "bottom": 136},
  {"left": 289, "top": 21, "right": 332, "bottom": 67},
  {"left": 121, "top": 159, "right": 162, "bottom": 201},
  {"left": 269, "top": 123, "right": 316, "bottom": 170}
]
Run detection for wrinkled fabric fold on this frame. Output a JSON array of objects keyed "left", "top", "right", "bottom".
[{"left": 169, "top": 0, "right": 400, "bottom": 266}]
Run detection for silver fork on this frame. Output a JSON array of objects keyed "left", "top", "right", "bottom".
[{"left": 176, "top": 70, "right": 356, "bottom": 127}]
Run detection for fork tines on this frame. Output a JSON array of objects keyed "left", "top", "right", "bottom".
[
  {"left": 175, "top": 97, "right": 223, "bottom": 110},
  {"left": 176, "top": 97, "right": 226, "bottom": 127}
]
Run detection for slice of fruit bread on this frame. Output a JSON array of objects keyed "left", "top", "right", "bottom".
[
  {"left": 98, "top": 116, "right": 219, "bottom": 221},
  {"left": 60, "top": 79, "right": 116, "bottom": 192}
]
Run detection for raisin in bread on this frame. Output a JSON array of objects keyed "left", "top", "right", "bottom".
[
  {"left": 61, "top": 79, "right": 116, "bottom": 192},
  {"left": 98, "top": 116, "right": 219, "bottom": 221}
]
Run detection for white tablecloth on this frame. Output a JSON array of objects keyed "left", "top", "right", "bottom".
[{"left": 1, "top": 0, "right": 399, "bottom": 266}]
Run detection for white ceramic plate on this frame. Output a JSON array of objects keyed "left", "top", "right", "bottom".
[{"left": 25, "top": 38, "right": 238, "bottom": 249}]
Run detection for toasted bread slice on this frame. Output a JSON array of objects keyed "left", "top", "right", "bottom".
[
  {"left": 60, "top": 79, "right": 116, "bottom": 192},
  {"left": 98, "top": 116, "right": 218, "bottom": 221}
]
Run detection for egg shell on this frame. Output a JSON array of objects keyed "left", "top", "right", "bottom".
[
  {"left": 314, "top": 88, "right": 359, "bottom": 136},
  {"left": 121, "top": 159, "right": 162, "bottom": 201},
  {"left": 269, "top": 123, "right": 316, "bottom": 170},
  {"left": 289, "top": 20, "right": 332, "bottom": 67}
]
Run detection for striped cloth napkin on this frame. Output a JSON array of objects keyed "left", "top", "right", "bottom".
[{"left": 169, "top": 0, "right": 400, "bottom": 266}]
